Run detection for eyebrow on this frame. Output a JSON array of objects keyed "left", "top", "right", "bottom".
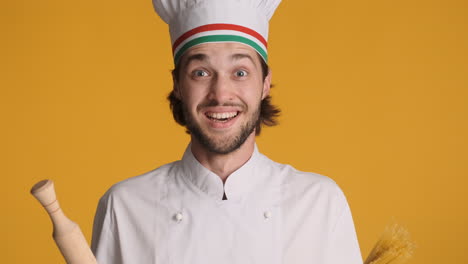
[
  {"left": 182, "top": 53, "right": 208, "bottom": 67},
  {"left": 231, "top": 53, "right": 256, "bottom": 65}
]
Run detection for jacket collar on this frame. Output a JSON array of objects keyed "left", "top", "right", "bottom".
[{"left": 180, "top": 143, "right": 265, "bottom": 202}]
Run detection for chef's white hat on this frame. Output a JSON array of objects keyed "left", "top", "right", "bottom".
[{"left": 152, "top": 0, "right": 282, "bottom": 64}]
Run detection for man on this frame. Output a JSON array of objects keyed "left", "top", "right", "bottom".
[{"left": 91, "top": 0, "right": 363, "bottom": 263}]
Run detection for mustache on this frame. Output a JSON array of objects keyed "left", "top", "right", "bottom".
[{"left": 196, "top": 100, "right": 246, "bottom": 111}]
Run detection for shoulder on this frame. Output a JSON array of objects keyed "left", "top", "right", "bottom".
[
  {"left": 287, "top": 165, "right": 343, "bottom": 197},
  {"left": 262, "top": 154, "right": 348, "bottom": 210},
  {"left": 98, "top": 161, "right": 180, "bottom": 205},
  {"left": 262, "top": 154, "right": 341, "bottom": 193}
]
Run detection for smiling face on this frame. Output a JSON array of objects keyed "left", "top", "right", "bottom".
[{"left": 174, "top": 42, "right": 271, "bottom": 155}]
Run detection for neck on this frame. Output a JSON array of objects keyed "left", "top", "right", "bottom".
[{"left": 190, "top": 133, "right": 256, "bottom": 183}]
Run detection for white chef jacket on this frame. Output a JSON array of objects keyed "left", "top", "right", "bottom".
[{"left": 91, "top": 145, "right": 362, "bottom": 264}]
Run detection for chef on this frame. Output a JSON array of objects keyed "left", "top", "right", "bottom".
[{"left": 91, "top": 0, "right": 363, "bottom": 263}]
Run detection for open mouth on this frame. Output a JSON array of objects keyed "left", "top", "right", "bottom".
[{"left": 205, "top": 111, "right": 239, "bottom": 123}]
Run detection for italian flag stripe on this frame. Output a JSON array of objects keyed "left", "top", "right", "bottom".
[
  {"left": 172, "top": 24, "right": 267, "bottom": 53},
  {"left": 174, "top": 35, "right": 268, "bottom": 63}
]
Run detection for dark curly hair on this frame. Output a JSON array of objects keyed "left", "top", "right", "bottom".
[{"left": 168, "top": 53, "right": 280, "bottom": 135}]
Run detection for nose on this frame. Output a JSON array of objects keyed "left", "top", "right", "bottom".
[{"left": 207, "top": 74, "right": 234, "bottom": 103}]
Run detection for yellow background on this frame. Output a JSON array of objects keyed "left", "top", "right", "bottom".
[{"left": 2, "top": 0, "right": 467, "bottom": 263}]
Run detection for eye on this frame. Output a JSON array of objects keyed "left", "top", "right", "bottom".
[
  {"left": 235, "top": 70, "right": 248, "bottom": 77},
  {"left": 192, "top": 70, "right": 209, "bottom": 77}
]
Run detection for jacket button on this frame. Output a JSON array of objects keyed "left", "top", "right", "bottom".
[
  {"left": 264, "top": 211, "right": 272, "bottom": 220},
  {"left": 175, "top": 212, "right": 183, "bottom": 222}
]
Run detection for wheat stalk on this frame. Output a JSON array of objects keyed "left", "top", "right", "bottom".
[{"left": 364, "top": 223, "right": 416, "bottom": 264}]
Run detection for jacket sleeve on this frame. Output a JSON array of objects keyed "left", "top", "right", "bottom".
[
  {"left": 327, "top": 195, "right": 363, "bottom": 264},
  {"left": 91, "top": 191, "right": 123, "bottom": 264}
]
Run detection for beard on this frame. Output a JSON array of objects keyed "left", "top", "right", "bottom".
[{"left": 183, "top": 100, "right": 261, "bottom": 155}]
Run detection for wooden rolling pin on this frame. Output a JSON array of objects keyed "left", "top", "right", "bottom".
[{"left": 31, "top": 180, "right": 97, "bottom": 264}]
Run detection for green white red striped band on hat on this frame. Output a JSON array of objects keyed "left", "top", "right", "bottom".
[{"left": 172, "top": 23, "right": 268, "bottom": 64}]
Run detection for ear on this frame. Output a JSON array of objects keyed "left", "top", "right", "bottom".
[
  {"left": 262, "top": 69, "right": 272, "bottom": 100},
  {"left": 172, "top": 71, "right": 182, "bottom": 100}
]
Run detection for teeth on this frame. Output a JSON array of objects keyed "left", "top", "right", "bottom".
[{"left": 206, "top": 112, "right": 238, "bottom": 120}]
